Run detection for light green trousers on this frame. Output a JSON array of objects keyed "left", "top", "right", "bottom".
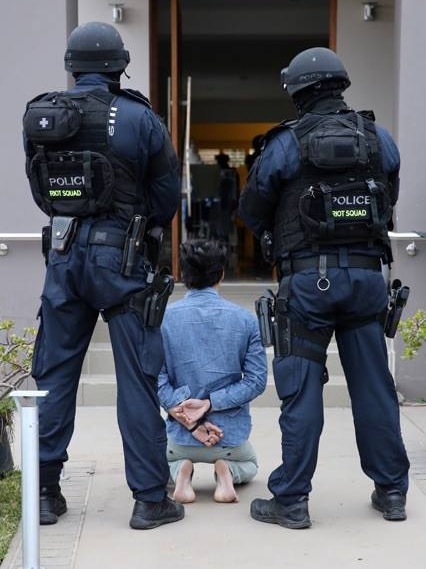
[{"left": 167, "top": 439, "right": 258, "bottom": 485}]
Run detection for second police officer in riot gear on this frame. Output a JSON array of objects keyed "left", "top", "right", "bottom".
[
  {"left": 239, "top": 47, "right": 410, "bottom": 528},
  {"left": 22, "top": 22, "right": 184, "bottom": 529}
]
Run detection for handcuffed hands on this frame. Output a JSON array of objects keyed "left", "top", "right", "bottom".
[
  {"left": 190, "top": 420, "right": 223, "bottom": 447},
  {"left": 173, "top": 398, "right": 211, "bottom": 424},
  {"left": 168, "top": 400, "right": 223, "bottom": 447}
]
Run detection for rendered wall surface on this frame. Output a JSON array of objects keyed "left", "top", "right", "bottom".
[
  {"left": 1, "top": 0, "right": 425, "bottom": 397},
  {"left": 0, "top": 0, "right": 77, "bottom": 234},
  {"left": 337, "top": 0, "right": 396, "bottom": 133}
]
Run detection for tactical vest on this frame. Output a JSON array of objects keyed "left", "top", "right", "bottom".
[
  {"left": 23, "top": 88, "right": 148, "bottom": 220},
  {"left": 272, "top": 110, "right": 393, "bottom": 258}
]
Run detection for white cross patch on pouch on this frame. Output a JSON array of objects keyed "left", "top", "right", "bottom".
[{"left": 38, "top": 116, "right": 53, "bottom": 129}]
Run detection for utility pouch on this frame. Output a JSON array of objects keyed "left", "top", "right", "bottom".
[
  {"left": 129, "top": 269, "right": 175, "bottom": 327},
  {"left": 384, "top": 279, "right": 410, "bottom": 338},
  {"left": 51, "top": 216, "right": 78, "bottom": 253},
  {"left": 255, "top": 290, "right": 275, "bottom": 347}
]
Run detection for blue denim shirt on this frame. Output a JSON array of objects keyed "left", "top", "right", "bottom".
[{"left": 158, "top": 288, "right": 268, "bottom": 447}]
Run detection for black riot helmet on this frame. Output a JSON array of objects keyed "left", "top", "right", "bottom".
[
  {"left": 64, "top": 22, "right": 130, "bottom": 73},
  {"left": 281, "top": 47, "right": 351, "bottom": 97}
]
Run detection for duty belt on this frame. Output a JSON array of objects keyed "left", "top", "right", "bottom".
[
  {"left": 278, "top": 254, "right": 381, "bottom": 279},
  {"left": 88, "top": 229, "right": 126, "bottom": 249}
]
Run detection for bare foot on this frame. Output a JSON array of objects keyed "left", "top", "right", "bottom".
[
  {"left": 173, "top": 459, "right": 196, "bottom": 503},
  {"left": 214, "top": 459, "right": 239, "bottom": 503}
]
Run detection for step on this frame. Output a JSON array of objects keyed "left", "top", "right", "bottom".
[
  {"left": 80, "top": 281, "right": 394, "bottom": 408},
  {"left": 77, "top": 372, "right": 350, "bottom": 408},
  {"left": 82, "top": 342, "right": 354, "bottom": 379}
]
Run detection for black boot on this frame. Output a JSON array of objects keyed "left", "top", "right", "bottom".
[
  {"left": 250, "top": 496, "right": 311, "bottom": 529},
  {"left": 130, "top": 496, "right": 184, "bottom": 530},
  {"left": 371, "top": 487, "right": 407, "bottom": 521},
  {"left": 40, "top": 486, "right": 67, "bottom": 525}
]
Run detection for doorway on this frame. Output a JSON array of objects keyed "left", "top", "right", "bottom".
[{"left": 151, "top": 0, "right": 334, "bottom": 280}]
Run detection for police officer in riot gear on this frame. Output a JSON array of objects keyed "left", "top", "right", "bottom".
[
  {"left": 239, "top": 47, "right": 410, "bottom": 528},
  {"left": 23, "top": 22, "right": 184, "bottom": 529}
]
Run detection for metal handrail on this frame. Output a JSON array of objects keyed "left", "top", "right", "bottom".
[
  {"left": 1, "top": 231, "right": 426, "bottom": 241},
  {"left": 389, "top": 231, "right": 426, "bottom": 241},
  {"left": 0, "top": 233, "right": 41, "bottom": 241}
]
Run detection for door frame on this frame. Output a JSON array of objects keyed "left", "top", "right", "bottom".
[{"left": 149, "top": 0, "right": 182, "bottom": 278}]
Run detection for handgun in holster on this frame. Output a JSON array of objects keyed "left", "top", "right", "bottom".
[
  {"left": 129, "top": 268, "right": 174, "bottom": 327},
  {"left": 273, "top": 310, "right": 292, "bottom": 357},
  {"left": 41, "top": 225, "right": 51, "bottom": 265},
  {"left": 144, "top": 269, "right": 175, "bottom": 327},
  {"left": 384, "top": 279, "right": 410, "bottom": 338},
  {"left": 255, "top": 290, "right": 275, "bottom": 347},
  {"left": 51, "top": 216, "right": 79, "bottom": 254},
  {"left": 121, "top": 215, "right": 147, "bottom": 277},
  {"left": 143, "top": 226, "right": 164, "bottom": 283},
  {"left": 260, "top": 230, "right": 274, "bottom": 265}
]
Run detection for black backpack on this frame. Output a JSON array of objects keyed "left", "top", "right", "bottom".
[
  {"left": 23, "top": 91, "right": 115, "bottom": 217},
  {"left": 295, "top": 112, "right": 393, "bottom": 245}
]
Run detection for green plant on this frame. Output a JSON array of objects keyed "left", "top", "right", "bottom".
[
  {"left": 0, "top": 320, "right": 36, "bottom": 473},
  {"left": 0, "top": 321, "right": 36, "bottom": 560},
  {"left": 0, "top": 398, "right": 15, "bottom": 434},
  {"left": 0, "top": 319, "right": 36, "bottom": 402},
  {"left": 0, "top": 470, "right": 21, "bottom": 563},
  {"left": 398, "top": 309, "right": 426, "bottom": 359}
]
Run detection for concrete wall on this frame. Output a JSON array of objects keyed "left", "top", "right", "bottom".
[
  {"left": 394, "top": 0, "right": 426, "bottom": 233},
  {"left": 0, "top": 0, "right": 149, "bottom": 331},
  {"left": 78, "top": 0, "right": 150, "bottom": 94},
  {"left": 1, "top": 0, "right": 425, "bottom": 397},
  {"left": 1, "top": 0, "right": 76, "bottom": 234},
  {"left": 0, "top": 239, "right": 45, "bottom": 330},
  {"left": 392, "top": 236, "right": 426, "bottom": 401},
  {"left": 337, "top": 0, "right": 396, "bottom": 133},
  {"left": 0, "top": 0, "right": 76, "bottom": 332},
  {"left": 391, "top": 0, "right": 426, "bottom": 399}
]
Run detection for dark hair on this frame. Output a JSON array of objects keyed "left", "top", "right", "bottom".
[{"left": 179, "top": 239, "right": 227, "bottom": 289}]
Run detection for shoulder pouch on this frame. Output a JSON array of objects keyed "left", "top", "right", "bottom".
[{"left": 23, "top": 92, "right": 82, "bottom": 143}]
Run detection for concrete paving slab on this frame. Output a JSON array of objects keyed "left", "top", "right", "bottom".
[{"left": 5, "top": 405, "right": 426, "bottom": 569}]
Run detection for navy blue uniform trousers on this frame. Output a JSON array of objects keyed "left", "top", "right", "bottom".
[
  {"left": 31, "top": 217, "right": 170, "bottom": 502},
  {"left": 269, "top": 265, "right": 410, "bottom": 505}
]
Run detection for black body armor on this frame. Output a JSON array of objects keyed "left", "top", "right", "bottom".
[
  {"left": 272, "top": 110, "right": 394, "bottom": 259},
  {"left": 23, "top": 89, "right": 148, "bottom": 220}
]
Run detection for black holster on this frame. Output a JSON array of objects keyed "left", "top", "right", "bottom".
[
  {"left": 120, "top": 215, "right": 147, "bottom": 277},
  {"left": 255, "top": 288, "right": 292, "bottom": 356},
  {"left": 41, "top": 225, "right": 51, "bottom": 265},
  {"left": 129, "top": 269, "right": 175, "bottom": 327},
  {"left": 255, "top": 292, "right": 275, "bottom": 347},
  {"left": 273, "top": 310, "right": 292, "bottom": 357},
  {"left": 384, "top": 279, "right": 410, "bottom": 338}
]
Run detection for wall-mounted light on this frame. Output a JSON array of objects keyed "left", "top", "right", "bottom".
[
  {"left": 406, "top": 241, "right": 417, "bottom": 256},
  {"left": 109, "top": 3, "right": 125, "bottom": 24},
  {"left": 363, "top": 2, "right": 378, "bottom": 21}
]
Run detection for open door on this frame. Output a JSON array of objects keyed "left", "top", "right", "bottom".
[
  {"left": 169, "top": 0, "right": 182, "bottom": 277},
  {"left": 151, "top": 0, "right": 337, "bottom": 280},
  {"left": 150, "top": 0, "right": 182, "bottom": 278}
]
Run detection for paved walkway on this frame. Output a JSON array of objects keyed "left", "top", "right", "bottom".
[{"left": 4, "top": 404, "right": 426, "bottom": 569}]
